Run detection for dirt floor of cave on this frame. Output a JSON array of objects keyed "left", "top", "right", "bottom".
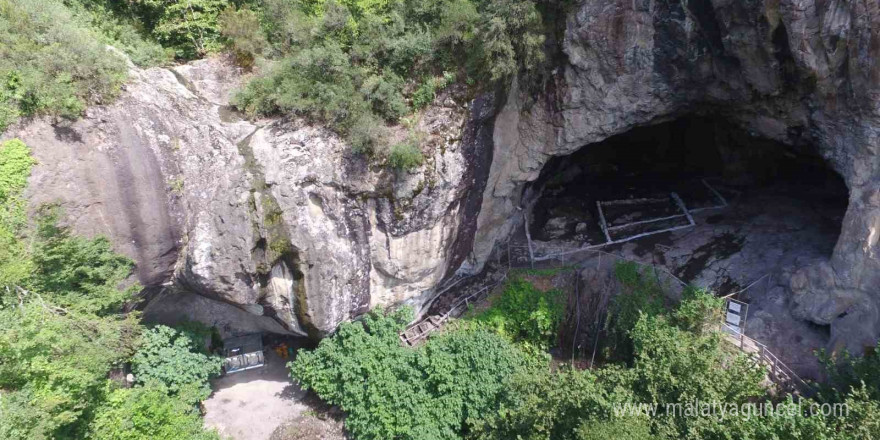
[
  {"left": 202, "top": 350, "right": 345, "bottom": 440},
  {"left": 527, "top": 181, "right": 844, "bottom": 380}
]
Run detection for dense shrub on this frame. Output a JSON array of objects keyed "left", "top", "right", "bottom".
[
  {"left": 818, "top": 341, "right": 880, "bottom": 402},
  {"left": 471, "top": 365, "right": 647, "bottom": 440},
  {"left": 232, "top": 0, "right": 550, "bottom": 157},
  {"left": 0, "top": 304, "right": 142, "bottom": 440},
  {"left": 66, "top": 0, "right": 171, "bottom": 66},
  {"left": 218, "top": 5, "right": 268, "bottom": 68},
  {"left": 29, "top": 210, "right": 137, "bottom": 315},
  {"left": 412, "top": 72, "right": 456, "bottom": 109},
  {"left": 90, "top": 385, "right": 221, "bottom": 440},
  {"left": 130, "top": 325, "right": 223, "bottom": 404},
  {"left": 387, "top": 141, "right": 424, "bottom": 170},
  {"left": 470, "top": 277, "right": 879, "bottom": 440},
  {"left": 604, "top": 261, "right": 667, "bottom": 361},
  {"left": 471, "top": 276, "right": 564, "bottom": 349},
  {"left": 291, "top": 308, "right": 533, "bottom": 440},
  {"left": 0, "top": 139, "right": 34, "bottom": 288},
  {"left": 0, "top": 0, "right": 130, "bottom": 132},
  {"left": 129, "top": 0, "right": 229, "bottom": 59}
]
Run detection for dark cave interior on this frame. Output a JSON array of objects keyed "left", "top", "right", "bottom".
[{"left": 525, "top": 116, "right": 849, "bottom": 252}]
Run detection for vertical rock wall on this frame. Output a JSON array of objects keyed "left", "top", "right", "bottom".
[{"left": 469, "top": 0, "right": 879, "bottom": 353}]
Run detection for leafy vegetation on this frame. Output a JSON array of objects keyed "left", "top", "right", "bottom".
[
  {"left": 0, "top": 302, "right": 142, "bottom": 440},
  {"left": 293, "top": 261, "right": 880, "bottom": 440},
  {"left": 29, "top": 209, "right": 139, "bottom": 315},
  {"left": 230, "top": 0, "right": 551, "bottom": 155},
  {"left": 603, "top": 261, "right": 667, "bottom": 361},
  {"left": 0, "top": 139, "right": 220, "bottom": 440},
  {"left": 470, "top": 276, "right": 564, "bottom": 349},
  {"left": 131, "top": 325, "right": 223, "bottom": 404},
  {"left": 0, "top": 0, "right": 131, "bottom": 132},
  {"left": 90, "top": 384, "right": 221, "bottom": 440},
  {"left": 0, "top": 139, "right": 34, "bottom": 287},
  {"left": 219, "top": 5, "right": 269, "bottom": 68},
  {"left": 128, "top": 0, "right": 230, "bottom": 59},
  {"left": 388, "top": 141, "right": 424, "bottom": 170},
  {"left": 63, "top": 0, "right": 171, "bottom": 66},
  {"left": 291, "top": 307, "right": 535, "bottom": 440},
  {"left": 818, "top": 343, "right": 880, "bottom": 401}
]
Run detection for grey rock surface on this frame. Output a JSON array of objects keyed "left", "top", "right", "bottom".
[
  {"left": 7, "top": 57, "right": 479, "bottom": 336},
  {"left": 5, "top": 0, "right": 878, "bottom": 352},
  {"left": 469, "top": 0, "right": 879, "bottom": 355}
]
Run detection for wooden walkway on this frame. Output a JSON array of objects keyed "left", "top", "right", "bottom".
[{"left": 400, "top": 271, "right": 508, "bottom": 346}]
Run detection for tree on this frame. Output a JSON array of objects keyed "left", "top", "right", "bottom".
[
  {"left": 90, "top": 384, "right": 221, "bottom": 440},
  {"left": 291, "top": 308, "right": 533, "bottom": 440},
  {"left": 132, "top": 0, "right": 229, "bottom": 59},
  {"left": 0, "top": 303, "right": 141, "bottom": 440},
  {"left": 29, "top": 209, "right": 137, "bottom": 316},
  {"left": 218, "top": 5, "right": 268, "bottom": 68},
  {"left": 130, "top": 325, "right": 222, "bottom": 404}
]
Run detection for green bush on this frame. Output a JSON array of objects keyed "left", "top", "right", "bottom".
[
  {"left": 0, "top": 0, "right": 130, "bottom": 132},
  {"left": 387, "top": 141, "right": 424, "bottom": 170},
  {"left": 412, "top": 71, "right": 455, "bottom": 110},
  {"left": 291, "top": 307, "right": 532, "bottom": 440},
  {"left": 471, "top": 277, "right": 564, "bottom": 349},
  {"left": 671, "top": 285, "right": 722, "bottom": 334},
  {"left": 233, "top": 0, "right": 550, "bottom": 155},
  {"left": 0, "top": 304, "right": 142, "bottom": 440},
  {"left": 66, "top": 0, "right": 171, "bottom": 66},
  {"left": 818, "top": 341, "right": 880, "bottom": 401},
  {"left": 471, "top": 365, "right": 645, "bottom": 440},
  {"left": 604, "top": 261, "right": 667, "bottom": 361},
  {"left": 29, "top": 209, "right": 137, "bottom": 315},
  {"left": 130, "top": 325, "right": 223, "bottom": 405},
  {"left": 0, "top": 139, "right": 34, "bottom": 288},
  {"left": 219, "top": 5, "right": 268, "bottom": 68},
  {"left": 90, "top": 385, "right": 221, "bottom": 440}
]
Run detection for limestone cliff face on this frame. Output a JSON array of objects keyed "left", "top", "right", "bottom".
[
  {"left": 469, "top": 0, "right": 879, "bottom": 353},
  {"left": 6, "top": 1, "right": 878, "bottom": 348},
  {"left": 7, "top": 56, "right": 488, "bottom": 337}
]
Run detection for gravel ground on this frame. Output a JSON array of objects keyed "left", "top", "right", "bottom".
[{"left": 203, "top": 349, "right": 318, "bottom": 440}]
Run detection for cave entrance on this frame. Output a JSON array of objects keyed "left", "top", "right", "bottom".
[{"left": 524, "top": 116, "right": 849, "bottom": 270}]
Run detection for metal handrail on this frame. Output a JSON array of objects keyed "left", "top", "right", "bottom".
[{"left": 721, "top": 324, "right": 814, "bottom": 395}]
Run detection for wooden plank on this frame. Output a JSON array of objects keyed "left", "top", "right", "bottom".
[
  {"left": 595, "top": 201, "right": 613, "bottom": 243},
  {"left": 702, "top": 179, "right": 728, "bottom": 206},
  {"left": 670, "top": 192, "right": 695, "bottom": 226},
  {"left": 600, "top": 197, "right": 669, "bottom": 206},
  {"left": 606, "top": 213, "right": 688, "bottom": 231}
]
